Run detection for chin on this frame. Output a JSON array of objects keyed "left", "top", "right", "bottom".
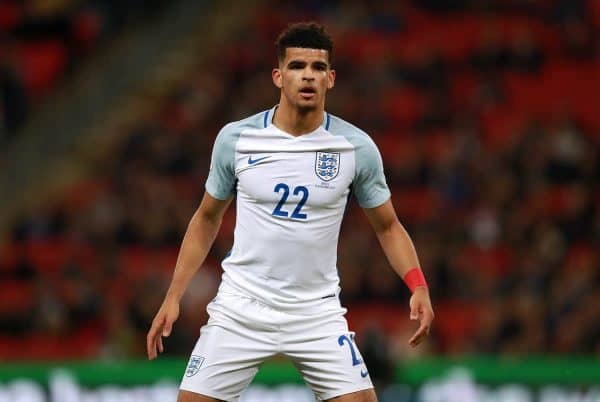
[
  {"left": 296, "top": 98, "right": 319, "bottom": 111},
  {"left": 296, "top": 104, "right": 318, "bottom": 113}
]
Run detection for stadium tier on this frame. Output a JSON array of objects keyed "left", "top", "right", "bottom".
[{"left": 0, "top": 0, "right": 597, "bottom": 374}]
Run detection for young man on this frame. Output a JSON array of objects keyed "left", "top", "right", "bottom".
[{"left": 147, "top": 22, "right": 434, "bottom": 402}]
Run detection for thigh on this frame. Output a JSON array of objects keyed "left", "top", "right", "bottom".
[
  {"left": 180, "top": 296, "right": 279, "bottom": 402},
  {"left": 178, "top": 389, "right": 223, "bottom": 402},
  {"left": 282, "top": 313, "right": 374, "bottom": 401},
  {"left": 326, "top": 389, "right": 378, "bottom": 402}
]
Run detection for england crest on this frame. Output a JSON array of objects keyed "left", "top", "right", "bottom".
[
  {"left": 185, "top": 355, "right": 205, "bottom": 377},
  {"left": 315, "top": 152, "right": 340, "bottom": 181}
]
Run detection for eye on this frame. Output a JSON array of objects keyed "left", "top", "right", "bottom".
[{"left": 288, "top": 62, "right": 304, "bottom": 69}]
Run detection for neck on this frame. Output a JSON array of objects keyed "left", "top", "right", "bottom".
[{"left": 272, "top": 99, "right": 324, "bottom": 136}]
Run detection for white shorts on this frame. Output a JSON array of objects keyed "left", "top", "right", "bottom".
[{"left": 179, "top": 290, "right": 373, "bottom": 401}]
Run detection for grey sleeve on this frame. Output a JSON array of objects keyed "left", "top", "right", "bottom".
[
  {"left": 353, "top": 137, "right": 391, "bottom": 208},
  {"left": 205, "top": 124, "right": 239, "bottom": 200}
]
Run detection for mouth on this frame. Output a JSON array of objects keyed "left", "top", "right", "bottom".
[{"left": 299, "top": 86, "right": 316, "bottom": 99}]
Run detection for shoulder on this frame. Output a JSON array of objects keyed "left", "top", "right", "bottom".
[
  {"left": 219, "top": 110, "right": 269, "bottom": 137},
  {"left": 213, "top": 110, "right": 269, "bottom": 152},
  {"left": 326, "top": 113, "right": 379, "bottom": 150}
]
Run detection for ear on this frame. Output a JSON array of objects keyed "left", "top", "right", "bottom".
[
  {"left": 272, "top": 68, "right": 282, "bottom": 89},
  {"left": 327, "top": 69, "right": 336, "bottom": 90}
]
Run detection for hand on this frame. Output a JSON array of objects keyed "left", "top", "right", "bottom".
[
  {"left": 408, "top": 286, "right": 434, "bottom": 347},
  {"left": 146, "top": 297, "right": 180, "bottom": 360}
]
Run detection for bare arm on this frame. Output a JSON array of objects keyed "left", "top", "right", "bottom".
[
  {"left": 147, "top": 192, "right": 232, "bottom": 359},
  {"left": 363, "top": 199, "right": 434, "bottom": 347}
]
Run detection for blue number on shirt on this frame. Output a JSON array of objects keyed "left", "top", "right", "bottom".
[
  {"left": 338, "top": 334, "right": 362, "bottom": 366},
  {"left": 272, "top": 183, "right": 309, "bottom": 219},
  {"left": 291, "top": 186, "right": 309, "bottom": 219},
  {"left": 272, "top": 183, "right": 290, "bottom": 217}
]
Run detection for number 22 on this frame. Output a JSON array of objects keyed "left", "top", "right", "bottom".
[
  {"left": 272, "top": 183, "right": 309, "bottom": 219},
  {"left": 339, "top": 334, "right": 369, "bottom": 378},
  {"left": 338, "top": 334, "right": 362, "bottom": 366}
]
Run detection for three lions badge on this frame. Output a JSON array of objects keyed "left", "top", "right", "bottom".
[
  {"left": 315, "top": 152, "right": 340, "bottom": 181},
  {"left": 185, "top": 355, "right": 205, "bottom": 377}
]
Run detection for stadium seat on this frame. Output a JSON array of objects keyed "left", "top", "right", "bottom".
[
  {"left": 480, "top": 102, "right": 534, "bottom": 150},
  {"left": 62, "top": 178, "right": 109, "bottom": 211},
  {"left": 0, "top": 280, "right": 35, "bottom": 316},
  {"left": 0, "top": 2, "right": 22, "bottom": 32},
  {"left": 392, "top": 187, "right": 440, "bottom": 224},
  {"left": 434, "top": 301, "right": 482, "bottom": 352},
  {"left": 346, "top": 302, "right": 407, "bottom": 335},
  {"left": 383, "top": 88, "right": 427, "bottom": 127},
  {"left": 118, "top": 246, "right": 179, "bottom": 278},
  {"left": 2, "top": 0, "right": 597, "bottom": 361},
  {"left": 24, "top": 239, "right": 71, "bottom": 274},
  {"left": 17, "top": 40, "right": 68, "bottom": 100},
  {"left": 0, "top": 242, "right": 20, "bottom": 270}
]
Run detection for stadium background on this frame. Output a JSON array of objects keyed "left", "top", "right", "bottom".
[{"left": 0, "top": 0, "right": 598, "bottom": 401}]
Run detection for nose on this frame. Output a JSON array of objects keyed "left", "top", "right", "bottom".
[{"left": 302, "top": 66, "right": 315, "bottom": 81}]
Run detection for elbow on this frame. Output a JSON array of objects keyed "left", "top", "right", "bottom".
[
  {"left": 375, "top": 216, "right": 402, "bottom": 238},
  {"left": 190, "top": 209, "right": 221, "bottom": 232}
]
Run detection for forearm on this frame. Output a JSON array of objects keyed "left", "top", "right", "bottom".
[
  {"left": 165, "top": 209, "right": 221, "bottom": 302},
  {"left": 365, "top": 202, "right": 433, "bottom": 345},
  {"left": 375, "top": 219, "right": 421, "bottom": 280}
]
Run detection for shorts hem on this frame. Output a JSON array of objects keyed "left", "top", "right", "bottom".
[
  {"left": 179, "top": 384, "right": 235, "bottom": 402},
  {"left": 318, "top": 383, "right": 375, "bottom": 401}
]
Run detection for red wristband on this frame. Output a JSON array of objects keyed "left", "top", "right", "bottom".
[{"left": 403, "top": 268, "right": 428, "bottom": 293}]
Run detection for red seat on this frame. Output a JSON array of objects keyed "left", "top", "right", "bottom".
[
  {"left": 499, "top": 15, "right": 561, "bottom": 56},
  {"left": 119, "top": 246, "right": 151, "bottom": 277},
  {"left": 0, "top": 242, "right": 20, "bottom": 271},
  {"left": 63, "top": 178, "right": 109, "bottom": 211},
  {"left": 504, "top": 72, "right": 547, "bottom": 114},
  {"left": 376, "top": 133, "right": 414, "bottom": 169},
  {"left": 460, "top": 244, "right": 514, "bottom": 278},
  {"left": 346, "top": 302, "right": 407, "bottom": 335},
  {"left": 0, "top": 336, "right": 25, "bottom": 359},
  {"left": 422, "top": 129, "right": 452, "bottom": 164},
  {"left": 0, "top": 2, "right": 22, "bottom": 32},
  {"left": 72, "top": 9, "right": 102, "bottom": 51},
  {"left": 537, "top": 185, "right": 570, "bottom": 217},
  {"left": 17, "top": 40, "right": 68, "bottom": 99},
  {"left": 391, "top": 15, "right": 481, "bottom": 64},
  {"left": 434, "top": 301, "right": 481, "bottom": 352},
  {"left": 591, "top": 0, "right": 600, "bottom": 28},
  {"left": 383, "top": 88, "right": 427, "bottom": 126},
  {"left": 0, "top": 280, "right": 35, "bottom": 314},
  {"left": 119, "top": 246, "right": 179, "bottom": 277},
  {"left": 480, "top": 105, "right": 530, "bottom": 150},
  {"left": 540, "top": 62, "right": 600, "bottom": 134},
  {"left": 450, "top": 72, "right": 477, "bottom": 107},
  {"left": 392, "top": 187, "right": 440, "bottom": 223},
  {"left": 337, "top": 32, "right": 391, "bottom": 65},
  {"left": 503, "top": 62, "right": 599, "bottom": 133},
  {"left": 24, "top": 239, "right": 71, "bottom": 273},
  {"left": 563, "top": 242, "right": 595, "bottom": 272}
]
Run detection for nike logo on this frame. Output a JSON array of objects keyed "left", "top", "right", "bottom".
[
  {"left": 360, "top": 369, "right": 369, "bottom": 378},
  {"left": 248, "top": 155, "right": 271, "bottom": 165}
]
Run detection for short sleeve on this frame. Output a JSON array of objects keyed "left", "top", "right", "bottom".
[
  {"left": 353, "top": 137, "right": 391, "bottom": 208},
  {"left": 205, "top": 124, "right": 239, "bottom": 200}
]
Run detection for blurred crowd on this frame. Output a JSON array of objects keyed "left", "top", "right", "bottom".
[
  {"left": 0, "top": 0, "right": 170, "bottom": 147},
  {"left": 0, "top": 0, "right": 598, "bottom": 364}
]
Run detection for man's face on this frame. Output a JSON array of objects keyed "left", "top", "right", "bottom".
[{"left": 272, "top": 47, "right": 335, "bottom": 112}]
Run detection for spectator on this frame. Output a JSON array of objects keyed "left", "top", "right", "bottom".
[{"left": 0, "top": 41, "right": 28, "bottom": 138}]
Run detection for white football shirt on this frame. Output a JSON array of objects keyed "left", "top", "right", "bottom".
[{"left": 206, "top": 106, "right": 391, "bottom": 310}]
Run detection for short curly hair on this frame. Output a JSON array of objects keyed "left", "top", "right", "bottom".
[{"left": 275, "top": 22, "right": 333, "bottom": 64}]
